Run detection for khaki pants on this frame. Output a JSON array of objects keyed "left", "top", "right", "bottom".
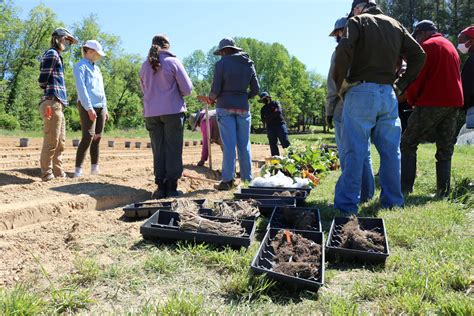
[{"left": 39, "top": 99, "right": 66, "bottom": 179}]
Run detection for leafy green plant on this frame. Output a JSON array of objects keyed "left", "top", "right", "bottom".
[{"left": 0, "top": 284, "right": 46, "bottom": 315}]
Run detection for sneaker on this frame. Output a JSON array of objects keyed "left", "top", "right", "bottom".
[
  {"left": 214, "top": 180, "right": 235, "bottom": 191},
  {"left": 42, "top": 174, "right": 55, "bottom": 182},
  {"left": 91, "top": 164, "right": 99, "bottom": 175},
  {"left": 74, "top": 167, "right": 83, "bottom": 178}
]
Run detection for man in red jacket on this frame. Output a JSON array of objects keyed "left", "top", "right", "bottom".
[{"left": 401, "top": 20, "right": 464, "bottom": 197}]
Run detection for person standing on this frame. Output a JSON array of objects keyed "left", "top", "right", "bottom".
[
  {"left": 73, "top": 40, "right": 109, "bottom": 177},
  {"left": 259, "top": 92, "right": 290, "bottom": 157},
  {"left": 189, "top": 109, "right": 222, "bottom": 166},
  {"left": 326, "top": 16, "right": 374, "bottom": 203},
  {"left": 203, "top": 38, "right": 260, "bottom": 191},
  {"left": 458, "top": 26, "right": 474, "bottom": 129},
  {"left": 38, "top": 28, "right": 78, "bottom": 181},
  {"left": 140, "top": 34, "right": 193, "bottom": 199},
  {"left": 401, "top": 21, "right": 464, "bottom": 197},
  {"left": 333, "top": 0, "right": 426, "bottom": 214}
]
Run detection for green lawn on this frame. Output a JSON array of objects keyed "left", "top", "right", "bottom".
[{"left": 1, "top": 138, "right": 473, "bottom": 315}]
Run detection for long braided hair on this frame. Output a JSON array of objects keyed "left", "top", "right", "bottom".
[{"left": 148, "top": 34, "right": 170, "bottom": 73}]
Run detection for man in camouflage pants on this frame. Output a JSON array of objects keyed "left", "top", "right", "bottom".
[{"left": 401, "top": 21, "right": 464, "bottom": 197}]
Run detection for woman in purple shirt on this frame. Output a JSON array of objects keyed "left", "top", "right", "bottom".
[{"left": 140, "top": 34, "right": 193, "bottom": 198}]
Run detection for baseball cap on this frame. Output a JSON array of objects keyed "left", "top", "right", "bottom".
[
  {"left": 460, "top": 26, "right": 474, "bottom": 39},
  {"left": 412, "top": 20, "right": 438, "bottom": 36},
  {"left": 83, "top": 40, "right": 106, "bottom": 56}
]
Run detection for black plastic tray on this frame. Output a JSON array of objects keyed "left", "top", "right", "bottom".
[
  {"left": 251, "top": 228, "right": 325, "bottom": 291},
  {"left": 268, "top": 207, "right": 321, "bottom": 232},
  {"left": 249, "top": 186, "right": 312, "bottom": 195},
  {"left": 326, "top": 217, "right": 389, "bottom": 264},
  {"left": 235, "top": 189, "right": 307, "bottom": 206},
  {"left": 220, "top": 198, "right": 297, "bottom": 217},
  {"left": 198, "top": 208, "right": 258, "bottom": 221},
  {"left": 140, "top": 210, "right": 256, "bottom": 248},
  {"left": 123, "top": 199, "right": 206, "bottom": 219}
]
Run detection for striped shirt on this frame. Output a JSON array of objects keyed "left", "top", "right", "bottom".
[{"left": 38, "top": 48, "right": 68, "bottom": 106}]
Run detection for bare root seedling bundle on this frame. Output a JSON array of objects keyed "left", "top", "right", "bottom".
[
  {"left": 214, "top": 200, "right": 259, "bottom": 219},
  {"left": 271, "top": 230, "right": 321, "bottom": 279},
  {"left": 179, "top": 207, "right": 246, "bottom": 237},
  {"left": 339, "top": 216, "right": 385, "bottom": 252}
]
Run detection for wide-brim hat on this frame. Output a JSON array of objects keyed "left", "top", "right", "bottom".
[
  {"left": 52, "top": 27, "right": 78, "bottom": 44},
  {"left": 329, "top": 17, "right": 348, "bottom": 36},
  {"left": 258, "top": 92, "right": 271, "bottom": 103},
  {"left": 213, "top": 38, "right": 243, "bottom": 55}
]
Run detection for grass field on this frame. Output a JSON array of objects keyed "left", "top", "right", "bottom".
[{"left": 1, "top": 132, "right": 473, "bottom": 315}]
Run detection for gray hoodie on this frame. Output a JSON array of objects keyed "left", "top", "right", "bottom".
[
  {"left": 209, "top": 52, "right": 260, "bottom": 111},
  {"left": 326, "top": 51, "right": 343, "bottom": 120}
]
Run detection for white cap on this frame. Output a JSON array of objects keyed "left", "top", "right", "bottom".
[{"left": 83, "top": 40, "right": 106, "bottom": 56}]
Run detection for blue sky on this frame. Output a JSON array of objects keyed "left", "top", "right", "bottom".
[{"left": 18, "top": 0, "right": 353, "bottom": 75}]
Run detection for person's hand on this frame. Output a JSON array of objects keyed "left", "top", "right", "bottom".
[
  {"left": 104, "top": 110, "right": 109, "bottom": 121},
  {"left": 87, "top": 109, "right": 97, "bottom": 121},
  {"left": 326, "top": 115, "right": 334, "bottom": 129},
  {"left": 44, "top": 105, "right": 52, "bottom": 120},
  {"left": 93, "top": 134, "right": 101, "bottom": 141},
  {"left": 197, "top": 95, "right": 215, "bottom": 105}
]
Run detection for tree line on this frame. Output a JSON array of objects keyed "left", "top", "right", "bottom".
[
  {"left": 0, "top": 1, "right": 327, "bottom": 133},
  {"left": 0, "top": 1, "right": 471, "bottom": 132}
]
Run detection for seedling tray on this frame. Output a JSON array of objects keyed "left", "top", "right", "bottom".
[
  {"left": 251, "top": 228, "right": 325, "bottom": 291},
  {"left": 249, "top": 186, "right": 312, "bottom": 195},
  {"left": 268, "top": 207, "right": 321, "bottom": 232},
  {"left": 326, "top": 217, "right": 389, "bottom": 264},
  {"left": 198, "top": 208, "right": 258, "bottom": 221},
  {"left": 140, "top": 210, "right": 256, "bottom": 248},
  {"left": 220, "top": 198, "right": 296, "bottom": 217},
  {"left": 123, "top": 199, "right": 206, "bottom": 219},
  {"left": 235, "top": 188, "right": 307, "bottom": 206}
]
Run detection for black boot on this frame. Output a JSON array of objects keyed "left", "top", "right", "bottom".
[
  {"left": 401, "top": 155, "right": 417, "bottom": 194},
  {"left": 436, "top": 160, "right": 451, "bottom": 198},
  {"left": 166, "top": 179, "right": 182, "bottom": 198},
  {"left": 151, "top": 179, "right": 167, "bottom": 199}
]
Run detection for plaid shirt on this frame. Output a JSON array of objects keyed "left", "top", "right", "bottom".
[{"left": 38, "top": 48, "right": 68, "bottom": 106}]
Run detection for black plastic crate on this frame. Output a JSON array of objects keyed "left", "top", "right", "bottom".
[
  {"left": 235, "top": 189, "right": 307, "bottom": 206},
  {"left": 198, "top": 208, "right": 258, "bottom": 221},
  {"left": 326, "top": 217, "right": 389, "bottom": 264},
  {"left": 123, "top": 199, "right": 206, "bottom": 219},
  {"left": 140, "top": 210, "right": 256, "bottom": 248},
  {"left": 249, "top": 186, "right": 312, "bottom": 195},
  {"left": 251, "top": 228, "right": 325, "bottom": 291},
  {"left": 220, "top": 198, "right": 297, "bottom": 217},
  {"left": 268, "top": 207, "right": 321, "bottom": 232}
]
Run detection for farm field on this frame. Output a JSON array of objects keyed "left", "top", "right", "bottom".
[{"left": 0, "top": 135, "right": 473, "bottom": 315}]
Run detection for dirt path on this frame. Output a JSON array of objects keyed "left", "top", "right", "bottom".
[{"left": 0, "top": 136, "right": 272, "bottom": 286}]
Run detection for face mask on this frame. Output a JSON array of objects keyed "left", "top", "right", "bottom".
[
  {"left": 457, "top": 43, "right": 470, "bottom": 54},
  {"left": 336, "top": 36, "right": 342, "bottom": 43}
]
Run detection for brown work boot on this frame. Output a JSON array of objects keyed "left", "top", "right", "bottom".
[{"left": 214, "top": 180, "right": 235, "bottom": 191}]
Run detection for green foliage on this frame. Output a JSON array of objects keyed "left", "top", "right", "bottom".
[
  {"left": 65, "top": 257, "right": 101, "bottom": 286},
  {"left": 156, "top": 291, "right": 205, "bottom": 315},
  {"left": 0, "top": 284, "right": 46, "bottom": 316},
  {"left": 0, "top": 112, "right": 19, "bottom": 130},
  {"left": 50, "top": 287, "right": 94, "bottom": 314}
]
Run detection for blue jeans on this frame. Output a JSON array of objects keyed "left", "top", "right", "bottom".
[
  {"left": 216, "top": 108, "right": 252, "bottom": 182},
  {"left": 335, "top": 83, "right": 404, "bottom": 213},
  {"left": 267, "top": 123, "right": 290, "bottom": 156},
  {"left": 334, "top": 117, "right": 375, "bottom": 203}
]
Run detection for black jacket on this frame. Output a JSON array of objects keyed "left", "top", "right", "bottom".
[
  {"left": 462, "top": 53, "right": 474, "bottom": 109},
  {"left": 260, "top": 101, "right": 285, "bottom": 127}
]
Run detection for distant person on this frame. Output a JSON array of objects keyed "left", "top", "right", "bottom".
[
  {"left": 401, "top": 21, "right": 464, "bottom": 197},
  {"left": 259, "top": 92, "right": 290, "bottom": 156},
  {"left": 38, "top": 28, "right": 78, "bottom": 182},
  {"left": 458, "top": 26, "right": 474, "bottom": 129},
  {"left": 140, "top": 34, "right": 193, "bottom": 199},
  {"left": 73, "top": 40, "right": 109, "bottom": 178},
  {"left": 332, "top": 0, "right": 425, "bottom": 213},
  {"left": 189, "top": 109, "right": 222, "bottom": 166},
  {"left": 396, "top": 58, "right": 412, "bottom": 134},
  {"left": 201, "top": 38, "right": 260, "bottom": 191},
  {"left": 326, "top": 16, "right": 374, "bottom": 203}
]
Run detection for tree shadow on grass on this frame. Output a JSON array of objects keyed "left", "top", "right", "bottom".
[{"left": 0, "top": 172, "right": 35, "bottom": 186}]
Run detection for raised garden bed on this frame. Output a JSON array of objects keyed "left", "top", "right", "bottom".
[
  {"left": 235, "top": 188, "right": 307, "bottom": 206},
  {"left": 140, "top": 210, "right": 256, "bottom": 248},
  {"left": 251, "top": 228, "right": 325, "bottom": 291},
  {"left": 268, "top": 207, "right": 321, "bottom": 232},
  {"left": 326, "top": 216, "right": 389, "bottom": 264},
  {"left": 122, "top": 199, "right": 206, "bottom": 219}
]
